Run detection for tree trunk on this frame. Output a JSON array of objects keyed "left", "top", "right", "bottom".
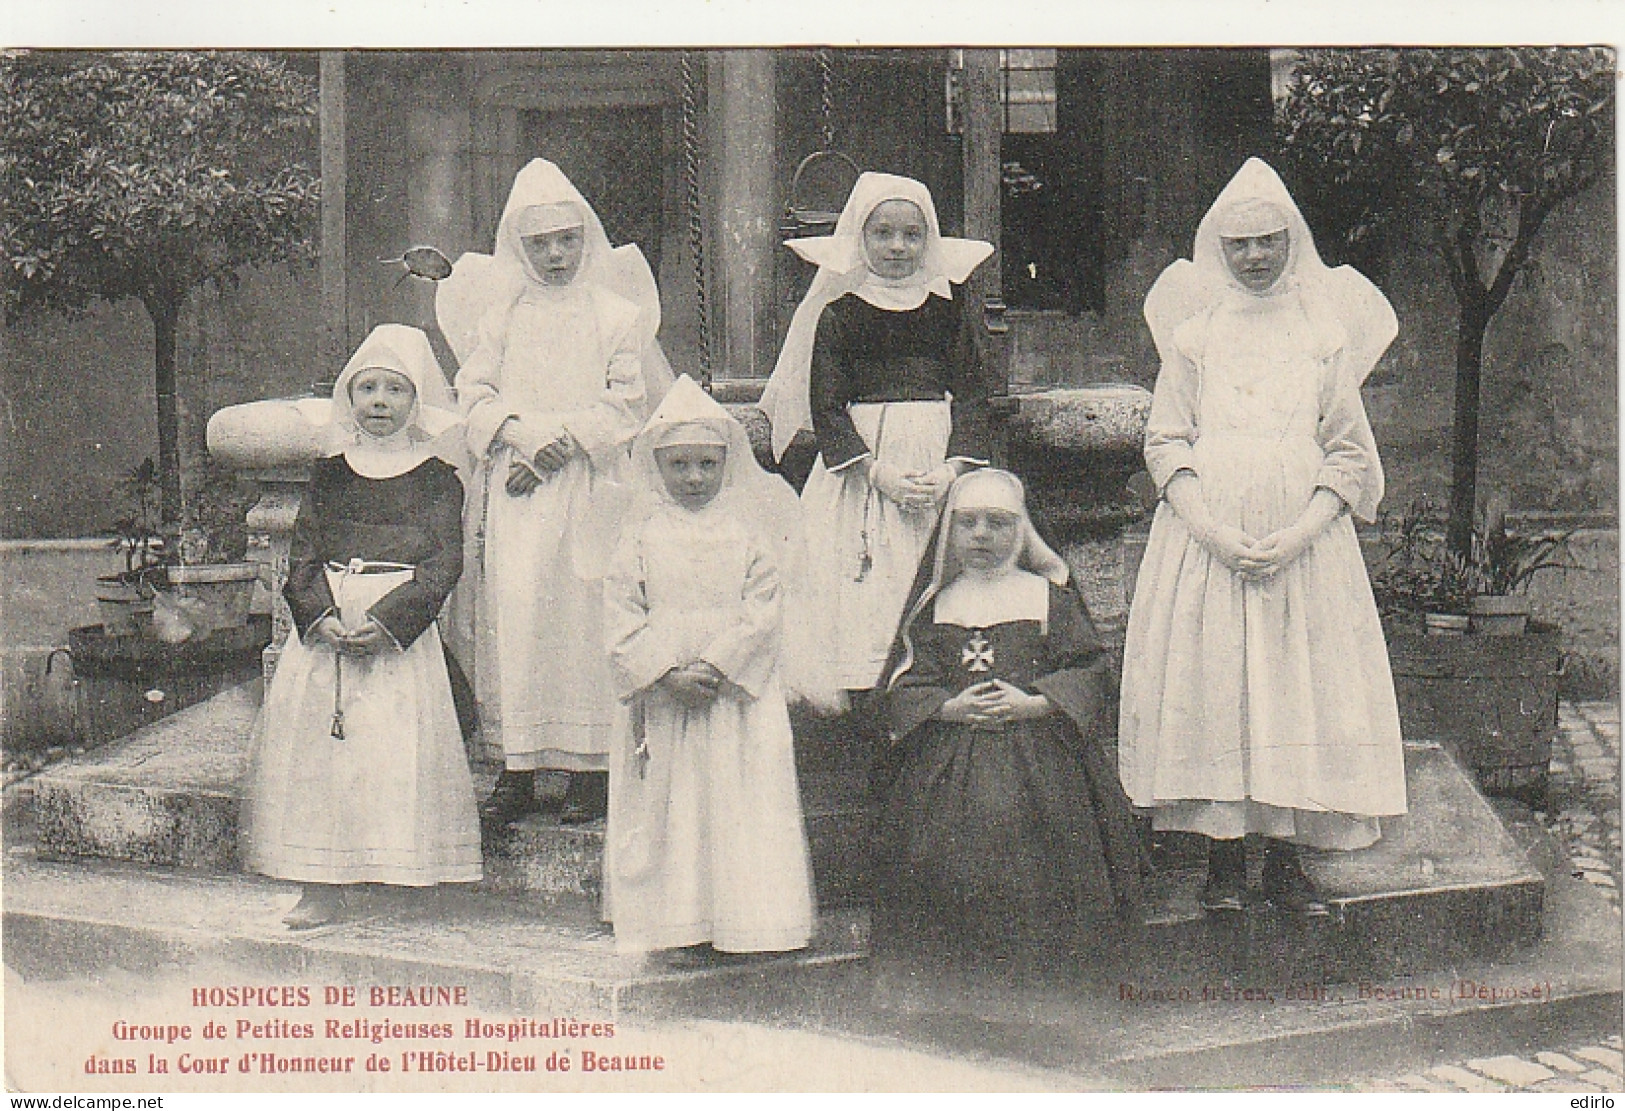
[
  {"left": 149, "top": 295, "right": 182, "bottom": 531},
  {"left": 1446, "top": 303, "right": 1489, "bottom": 556}
]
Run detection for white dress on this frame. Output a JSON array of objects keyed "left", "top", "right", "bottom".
[
  {"left": 602, "top": 503, "right": 816, "bottom": 953},
  {"left": 1117, "top": 290, "right": 1408, "bottom": 850},
  {"left": 791, "top": 401, "right": 952, "bottom": 694},
  {"left": 457, "top": 282, "right": 644, "bottom": 771},
  {"left": 247, "top": 568, "right": 482, "bottom": 885}
]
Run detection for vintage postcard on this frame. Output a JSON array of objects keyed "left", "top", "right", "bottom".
[{"left": 3, "top": 0, "right": 1622, "bottom": 1098}]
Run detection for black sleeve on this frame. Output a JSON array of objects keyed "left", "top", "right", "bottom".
[
  {"left": 945, "top": 293, "right": 998, "bottom": 462},
  {"left": 368, "top": 463, "right": 466, "bottom": 649},
  {"left": 1028, "top": 582, "right": 1109, "bottom": 733},
  {"left": 283, "top": 466, "right": 338, "bottom": 639},
  {"left": 885, "top": 628, "right": 953, "bottom": 743},
  {"left": 809, "top": 301, "right": 872, "bottom": 471}
]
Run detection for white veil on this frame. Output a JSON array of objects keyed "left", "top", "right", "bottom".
[
  {"left": 1144, "top": 157, "right": 1398, "bottom": 390},
  {"left": 434, "top": 158, "right": 675, "bottom": 416},
  {"left": 758, "top": 172, "right": 994, "bottom": 462}
]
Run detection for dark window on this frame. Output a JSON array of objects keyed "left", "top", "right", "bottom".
[
  {"left": 522, "top": 106, "right": 666, "bottom": 278},
  {"left": 947, "top": 50, "right": 1103, "bottom": 313}
]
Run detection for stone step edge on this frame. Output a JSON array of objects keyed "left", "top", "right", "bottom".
[{"left": 3, "top": 852, "right": 869, "bottom": 1024}]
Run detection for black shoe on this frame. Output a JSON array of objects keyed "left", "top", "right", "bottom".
[
  {"left": 559, "top": 771, "right": 608, "bottom": 825},
  {"left": 480, "top": 769, "right": 539, "bottom": 827},
  {"left": 1199, "top": 876, "right": 1248, "bottom": 914},
  {"left": 1262, "top": 841, "right": 1331, "bottom": 918},
  {"left": 1200, "top": 837, "right": 1248, "bottom": 914}
]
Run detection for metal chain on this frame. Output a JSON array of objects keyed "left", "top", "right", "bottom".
[
  {"left": 818, "top": 48, "right": 835, "bottom": 150},
  {"left": 679, "top": 51, "right": 712, "bottom": 391}
]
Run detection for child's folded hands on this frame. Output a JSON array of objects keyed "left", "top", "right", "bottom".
[
  {"left": 310, "top": 614, "right": 395, "bottom": 656},
  {"left": 868, "top": 459, "right": 937, "bottom": 510},
  {"left": 506, "top": 460, "right": 544, "bottom": 496},
  {"left": 336, "top": 617, "right": 395, "bottom": 656},
  {"left": 660, "top": 661, "right": 726, "bottom": 707},
  {"left": 938, "top": 679, "right": 1050, "bottom": 725}
]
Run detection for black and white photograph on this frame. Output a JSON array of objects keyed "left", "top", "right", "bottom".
[{"left": 2, "top": 0, "right": 1621, "bottom": 1096}]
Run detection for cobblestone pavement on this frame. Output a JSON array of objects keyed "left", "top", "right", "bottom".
[
  {"left": 1541, "top": 700, "right": 1624, "bottom": 908},
  {"left": 1363, "top": 1035, "right": 1624, "bottom": 1093},
  {"left": 1358, "top": 699, "right": 1622, "bottom": 1092}
]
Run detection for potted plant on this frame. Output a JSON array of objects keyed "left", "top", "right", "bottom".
[
  {"left": 1371, "top": 494, "right": 1565, "bottom": 808},
  {"left": 97, "top": 459, "right": 167, "bottom": 637},
  {"left": 153, "top": 463, "right": 260, "bottom": 643},
  {"left": 1462, "top": 495, "right": 1573, "bottom": 636},
  {"left": 1370, "top": 495, "right": 1477, "bottom": 635}
]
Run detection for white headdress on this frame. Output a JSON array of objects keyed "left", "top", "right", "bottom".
[
  {"left": 1144, "top": 157, "right": 1398, "bottom": 388},
  {"left": 325, "top": 324, "right": 464, "bottom": 479},
  {"left": 884, "top": 469, "right": 1069, "bottom": 689},
  {"left": 434, "top": 158, "right": 674, "bottom": 415},
  {"left": 623, "top": 375, "right": 803, "bottom": 570},
  {"left": 758, "top": 172, "right": 994, "bottom": 461}
]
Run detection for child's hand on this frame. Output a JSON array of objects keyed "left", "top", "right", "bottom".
[
  {"left": 506, "top": 460, "right": 544, "bottom": 496},
  {"left": 869, "top": 460, "right": 936, "bottom": 511},
  {"left": 915, "top": 463, "right": 960, "bottom": 503},
  {"left": 308, "top": 615, "right": 347, "bottom": 649},
  {"left": 937, "top": 680, "right": 1005, "bottom": 724},
  {"left": 984, "top": 679, "right": 1051, "bottom": 721},
  {"left": 336, "top": 617, "right": 394, "bottom": 657},
  {"left": 1202, "top": 524, "right": 1261, "bottom": 574},
  {"left": 660, "top": 662, "right": 723, "bottom": 708},
  {"left": 531, "top": 431, "right": 577, "bottom": 473},
  {"left": 1241, "top": 525, "right": 1313, "bottom": 578}
]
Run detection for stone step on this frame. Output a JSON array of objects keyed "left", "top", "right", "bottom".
[
  {"left": 3, "top": 829, "right": 1616, "bottom": 1090},
  {"left": 2, "top": 846, "right": 868, "bottom": 1026},
  {"left": 28, "top": 683, "right": 1550, "bottom": 983},
  {"left": 30, "top": 683, "right": 873, "bottom": 909}
]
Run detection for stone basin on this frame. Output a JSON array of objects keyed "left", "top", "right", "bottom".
[
  {"left": 1004, "top": 383, "right": 1151, "bottom": 456},
  {"left": 206, "top": 383, "right": 1153, "bottom": 475},
  {"left": 206, "top": 396, "right": 332, "bottom": 474}
]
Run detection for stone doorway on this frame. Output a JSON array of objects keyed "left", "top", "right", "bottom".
[{"left": 522, "top": 105, "right": 667, "bottom": 279}]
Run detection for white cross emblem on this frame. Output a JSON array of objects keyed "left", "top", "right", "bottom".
[{"left": 962, "top": 631, "right": 994, "bottom": 673}]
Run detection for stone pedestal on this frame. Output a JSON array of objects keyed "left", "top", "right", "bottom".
[{"left": 206, "top": 397, "right": 329, "bottom": 681}]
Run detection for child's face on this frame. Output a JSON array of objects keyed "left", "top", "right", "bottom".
[
  {"left": 654, "top": 444, "right": 727, "bottom": 510},
  {"left": 1221, "top": 229, "right": 1290, "bottom": 293},
  {"left": 521, "top": 226, "right": 585, "bottom": 286},
  {"left": 863, "top": 199, "right": 928, "bottom": 280},
  {"left": 951, "top": 507, "right": 1022, "bottom": 573},
  {"left": 348, "top": 368, "right": 416, "bottom": 438}
]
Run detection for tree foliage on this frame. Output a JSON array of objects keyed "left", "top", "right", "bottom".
[
  {"left": 1, "top": 50, "right": 320, "bottom": 528},
  {"left": 1276, "top": 48, "right": 1614, "bottom": 553},
  {"left": 2, "top": 50, "right": 319, "bottom": 318}
]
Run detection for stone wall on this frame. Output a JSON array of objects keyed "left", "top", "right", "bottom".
[
  {"left": 1003, "top": 168, "right": 1618, "bottom": 522},
  {"left": 1, "top": 263, "right": 322, "bottom": 540}
]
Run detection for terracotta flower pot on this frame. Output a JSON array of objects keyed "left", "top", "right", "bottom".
[
  {"left": 1468, "top": 594, "right": 1531, "bottom": 637},
  {"left": 160, "top": 562, "right": 261, "bottom": 638}
]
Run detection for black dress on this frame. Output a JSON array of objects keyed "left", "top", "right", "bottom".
[
  {"left": 876, "top": 582, "right": 1143, "bottom": 958},
  {"left": 244, "top": 454, "right": 482, "bottom": 886},
  {"left": 809, "top": 290, "right": 998, "bottom": 471},
  {"left": 284, "top": 456, "right": 464, "bottom": 647}
]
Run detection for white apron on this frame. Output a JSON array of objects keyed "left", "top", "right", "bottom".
[
  {"left": 785, "top": 400, "right": 952, "bottom": 700},
  {"left": 245, "top": 565, "right": 482, "bottom": 884}
]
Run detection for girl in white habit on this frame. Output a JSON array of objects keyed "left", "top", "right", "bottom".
[
  {"left": 1118, "top": 158, "right": 1407, "bottom": 917},
  {"left": 760, "top": 172, "right": 996, "bottom": 710},
  {"left": 452, "top": 159, "right": 671, "bottom": 827},
  {"left": 245, "top": 324, "right": 482, "bottom": 929},
  {"left": 602, "top": 375, "right": 815, "bottom": 960}
]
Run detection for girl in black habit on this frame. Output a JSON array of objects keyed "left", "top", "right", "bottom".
[
  {"left": 244, "top": 325, "right": 482, "bottom": 929},
  {"left": 760, "top": 172, "right": 998, "bottom": 713},
  {"left": 874, "top": 468, "right": 1143, "bottom": 967}
]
